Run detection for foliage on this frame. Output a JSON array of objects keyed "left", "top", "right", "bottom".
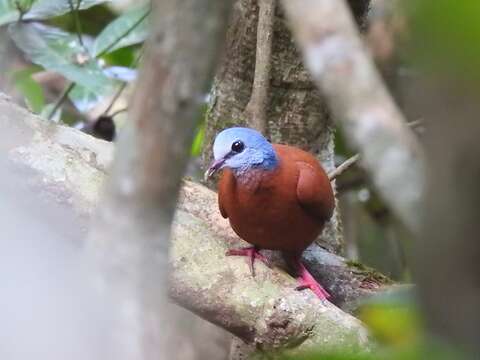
[
  {"left": 282, "top": 343, "right": 465, "bottom": 360},
  {"left": 2, "top": 0, "right": 147, "bottom": 130},
  {"left": 408, "top": 0, "right": 480, "bottom": 82},
  {"left": 9, "top": 22, "right": 117, "bottom": 94},
  {"left": 92, "top": 3, "right": 149, "bottom": 57},
  {"left": 2, "top": 0, "right": 208, "bottom": 154},
  {"left": 191, "top": 123, "right": 205, "bottom": 157},
  {"left": 0, "top": 0, "right": 107, "bottom": 25},
  {"left": 9, "top": 65, "right": 44, "bottom": 112},
  {"left": 358, "top": 288, "right": 420, "bottom": 346}
]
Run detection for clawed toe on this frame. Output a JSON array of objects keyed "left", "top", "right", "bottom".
[
  {"left": 295, "top": 262, "right": 330, "bottom": 300},
  {"left": 226, "top": 246, "right": 270, "bottom": 277}
]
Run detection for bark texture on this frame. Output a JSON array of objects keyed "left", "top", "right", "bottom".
[{"left": 0, "top": 94, "right": 385, "bottom": 356}]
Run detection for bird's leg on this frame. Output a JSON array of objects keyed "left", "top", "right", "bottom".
[
  {"left": 226, "top": 246, "right": 270, "bottom": 277},
  {"left": 295, "top": 261, "right": 330, "bottom": 300},
  {"left": 283, "top": 254, "right": 330, "bottom": 300}
]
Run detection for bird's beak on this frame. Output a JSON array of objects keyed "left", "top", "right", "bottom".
[{"left": 204, "top": 158, "right": 225, "bottom": 181}]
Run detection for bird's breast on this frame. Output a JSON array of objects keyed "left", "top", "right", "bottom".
[{"left": 222, "top": 167, "right": 323, "bottom": 253}]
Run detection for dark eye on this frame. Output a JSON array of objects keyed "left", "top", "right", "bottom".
[{"left": 231, "top": 140, "right": 245, "bottom": 153}]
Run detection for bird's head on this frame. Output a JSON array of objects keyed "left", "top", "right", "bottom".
[{"left": 205, "top": 127, "right": 278, "bottom": 180}]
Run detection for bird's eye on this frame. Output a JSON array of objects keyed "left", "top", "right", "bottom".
[{"left": 231, "top": 140, "right": 245, "bottom": 153}]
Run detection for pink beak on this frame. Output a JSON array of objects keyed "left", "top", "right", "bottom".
[{"left": 204, "top": 158, "right": 225, "bottom": 181}]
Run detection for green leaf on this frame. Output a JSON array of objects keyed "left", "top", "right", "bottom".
[
  {"left": 191, "top": 123, "right": 205, "bottom": 157},
  {"left": 0, "top": 0, "right": 109, "bottom": 26},
  {"left": 0, "top": 0, "right": 23, "bottom": 24},
  {"left": 68, "top": 83, "right": 104, "bottom": 112},
  {"left": 9, "top": 22, "right": 117, "bottom": 95},
  {"left": 92, "top": 4, "right": 149, "bottom": 57},
  {"left": 102, "top": 46, "right": 137, "bottom": 67},
  {"left": 27, "top": 0, "right": 109, "bottom": 20},
  {"left": 10, "top": 66, "right": 45, "bottom": 113}
]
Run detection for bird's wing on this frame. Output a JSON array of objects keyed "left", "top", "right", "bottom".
[{"left": 296, "top": 161, "right": 334, "bottom": 223}]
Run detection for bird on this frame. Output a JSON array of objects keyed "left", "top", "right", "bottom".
[{"left": 205, "top": 127, "right": 335, "bottom": 300}]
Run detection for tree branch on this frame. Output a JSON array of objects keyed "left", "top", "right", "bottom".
[
  {"left": 329, "top": 154, "right": 360, "bottom": 181},
  {"left": 243, "top": 0, "right": 276, "bottom": 133},
  {"left": 281, "top": 0, "right": 425, "bottom": 232},
  {"left": 1, "top": 93, "right": 381, "bottom": 354}
]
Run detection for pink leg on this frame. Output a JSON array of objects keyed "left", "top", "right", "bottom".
[
  {"left": 295, "top": 262, "right": 330, "bottom": 300},
  {"left": 226, "top": 246, "right": 270, "bottom": 277}
]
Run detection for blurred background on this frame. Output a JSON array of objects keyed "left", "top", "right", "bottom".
[{"left": 0, "top": 0, "right": 479, "bottom": 359}]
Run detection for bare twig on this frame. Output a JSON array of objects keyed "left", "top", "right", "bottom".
[
  {"left": 328, "top": 153, "right": 360, "bottom": 181},
  {"left": 329, "top": 120, "right": 424, "bottom": 181},
  {"left": 102, "top": 82, "right": 127, "bottom": 116},
  {"left": 243, "top": 0, "right": 276, "bottom": 133},
  {"left": 47, "top": 82, "right": 75, "bottom": 120},
  {"left": 281, "top": 0, "right": 425, "bottom": 232},
  {"left": 407, "top": 118, "right": 424, "bottom": 130},
  {"left": 102, "top": 51, "right": 143, "bottom": 117}
]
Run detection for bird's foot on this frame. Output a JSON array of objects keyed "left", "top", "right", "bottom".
[
  {"left": 226, "top": 246, "right": 270, "bottom": 277},
  {"left": 295, "top": 262, "right": 330, "bottom": 301}
]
